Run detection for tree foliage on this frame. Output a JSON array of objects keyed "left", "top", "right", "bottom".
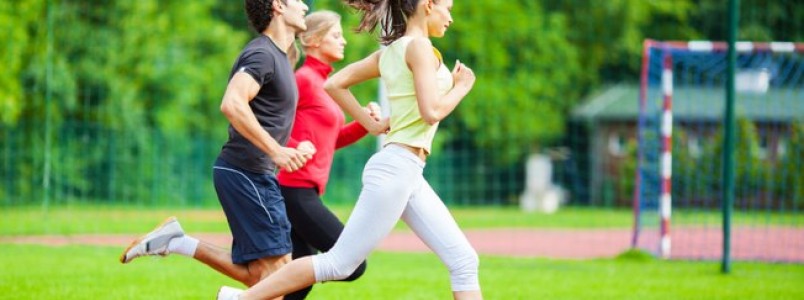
[
  {"left": 5, "top": 0, "right": 799, "bottom": 152},
  {"left": 0, "top": 0, "right": 45, "bottom": 124},
  {"left": 1, "top": 0, "right": 801, "bottom": 204},
  {"left": 3, "top": 0, "right": 246, "bottom": 130},
  {"left": 442, "top": 1, "right": 580, "bottom": 162},
  {"left": 1, "top": 0, "right": 246, "bottom": 204},
  {"left": 675, "top": 119, "right": 804, "bottom": 209}
]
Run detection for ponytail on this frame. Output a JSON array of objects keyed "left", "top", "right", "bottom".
[{"left": 344, "top": 0, "right": 418, "bottom": 45}]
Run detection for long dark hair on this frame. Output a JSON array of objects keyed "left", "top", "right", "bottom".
[{"left": 344, "top": 0, "right": 419, "bottom": 45}]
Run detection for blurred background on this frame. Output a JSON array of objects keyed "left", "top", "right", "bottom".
[{"left": 1, "top": 0, "right": 802, "bottom": 272}]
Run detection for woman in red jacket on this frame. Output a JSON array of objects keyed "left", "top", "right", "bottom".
[{"left": 278, "top": 10, "right": 378, "bottom": 300}]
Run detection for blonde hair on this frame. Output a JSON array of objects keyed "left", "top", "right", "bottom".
[{"left": 298, "top": 10, "right": 341, "bottom": 49}]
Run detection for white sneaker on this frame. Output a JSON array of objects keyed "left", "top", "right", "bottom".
[
  {"left": 217, "top": 286, "right": 244, "bottom": 300},
  {"left": 119, "top": 216, "right": 185, "bottom": 264}
]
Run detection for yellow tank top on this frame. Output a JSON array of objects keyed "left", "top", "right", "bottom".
[{"left": 379, "top": 36, "right": 454, "bottom": 154}]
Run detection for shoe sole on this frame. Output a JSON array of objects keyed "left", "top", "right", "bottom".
[
  {"left": 217, "top": 286, "right": 242, "bottom": 300},
  {"left": 216, "top": 286, "right": 225, "bottom": 299},
  {"left": 119, "top": 216, "right": 178, "bottom": 264}
]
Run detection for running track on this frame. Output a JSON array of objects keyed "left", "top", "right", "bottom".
[{"left": 2, "top": 226, "right": 802, "bottom": 262}]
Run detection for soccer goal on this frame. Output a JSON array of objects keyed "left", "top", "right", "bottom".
[{"left": 632, "top": 40, "right": 804, "bottom": 261}]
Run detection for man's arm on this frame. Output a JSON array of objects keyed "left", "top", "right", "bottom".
[{"left": 219, "top": 72, "right": 311, "bottom": 172}]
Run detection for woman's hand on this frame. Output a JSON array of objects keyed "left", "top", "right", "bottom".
[
  {"left": 296, "top": 140, "right": 317, "bottom": 156},
  {"left": 452, "top": 59, "right": 475, "bottom": 91},
  {"left": 366, "top": 102, "right": 382, "bottom": 122},
  {"left": 368, "top": 117, "right": 390, "bottom": 136}
]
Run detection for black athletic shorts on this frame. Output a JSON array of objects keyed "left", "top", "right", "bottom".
[{"left": 213, "top": 157, "right": 292, "bottom": 264}]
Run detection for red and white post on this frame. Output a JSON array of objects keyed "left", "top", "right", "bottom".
[{"left": 659, "top": 51, "right": 673, "bottom": 259}]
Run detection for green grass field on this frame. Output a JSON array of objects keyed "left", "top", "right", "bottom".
[
  {"left": 2, "top": 205, "right": 802, "bottom": 299},
  {"left": 1, "top": 205, "right": 800, "bottom": 235},
  {"left": 2, "top": 245, "right": 802, "bottom": 299}
]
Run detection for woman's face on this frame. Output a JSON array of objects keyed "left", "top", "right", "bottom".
[
  {"left": 316, "top": 22, "right": 347, "bottom": 63},
  {"left": 426, "top": 0, "right": 454, "bottom": 38}
]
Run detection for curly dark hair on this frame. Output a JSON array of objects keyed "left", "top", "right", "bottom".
[
  {"left": 344, "top": 0, "right": 420, "bottom": 45},
  {"left": 245, "top": 0, "right": 287, "bottom": 33}
]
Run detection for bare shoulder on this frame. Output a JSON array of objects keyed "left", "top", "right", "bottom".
[
  {"left": 406, "top": 37, "right": 433, "bottom": 52},
  {"left": 405, "top": 37, "right": 437, "bottom": 67}
]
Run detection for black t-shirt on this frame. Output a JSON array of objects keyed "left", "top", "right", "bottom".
[{"left": 218, "top": 35, "right": 298, "bottom": 174}]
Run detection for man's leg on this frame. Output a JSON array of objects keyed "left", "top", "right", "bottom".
[
  {"left": 120, "top": 216, "right": 194, "bottom": 264},
  {"left": 193, "top": 242, "right": 291, "bottom": 286},
  {"left": 122, "top": 159, "right": 293, "bottom": 297},
  {"left": 209, "top": 158, "right": 294, "bottom": 286},
  {"left": 120, "top": 216, "right": 288, "bottom": 287}
]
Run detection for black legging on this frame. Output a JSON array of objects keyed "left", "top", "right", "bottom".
[{"left": 281, "top": 186, "right": 367, "bottom": 300}]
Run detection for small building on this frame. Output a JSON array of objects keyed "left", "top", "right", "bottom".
[{"left": 560, "top": 84, "right": 802, "bottom": 207}]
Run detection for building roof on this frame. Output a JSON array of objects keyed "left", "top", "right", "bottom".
[{"left": 572, "top": 84, "right": 803, "bottom": 122}]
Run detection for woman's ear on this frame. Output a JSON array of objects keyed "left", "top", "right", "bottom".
[
  {"left": 309, "top": 36, "right": 322, "bottom": 48},
  {"left": 420, "top": 0, "right": 433, "bottom": 15}
]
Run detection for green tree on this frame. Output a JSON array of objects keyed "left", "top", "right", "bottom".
[
  {"left": 0, "top": 0, "right": 46, "bottom": 124},
  {"left": 544, "top": 0, "right": 696, "bottom": 85},
  {"left": 439, "top": 1, "right": 581, "bottom": 162},
  {"left": 778, "top": 122, "right": 804, "bottom": 208},
  {"left": 670, "top": 127, "right": 704, "bottom": 207},
  {"left": 1, "top": 0, "right": 246, "bottom": 204},
  {"left": 692, "top": 0, "right": 804, "bottom": 41},
  {"left": 700, "top": 118, "right": 773, "bottom": 206}
]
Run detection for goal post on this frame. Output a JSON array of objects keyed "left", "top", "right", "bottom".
[{"left": 632, "top": 39, "right": 804, "bottom": 260}]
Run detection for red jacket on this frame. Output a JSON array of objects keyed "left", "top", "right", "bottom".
[{"left": 278, "top": 56, "right": 369, "bottom": 195}]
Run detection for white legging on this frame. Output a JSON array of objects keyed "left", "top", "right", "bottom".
[{"left": 312, "top": 144, "right": 480, "bottom": 291}]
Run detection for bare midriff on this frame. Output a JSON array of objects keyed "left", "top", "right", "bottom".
[{"left": 391, "top": 142, "right": 428, "bottom": 162}]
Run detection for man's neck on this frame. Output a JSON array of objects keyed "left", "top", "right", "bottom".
[{"left": 263, "top": 23, "right": 295, "bottom": 53}]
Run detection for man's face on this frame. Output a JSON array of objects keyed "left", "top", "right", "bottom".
[{"left": 281, "top": 0, "right": 309, "bottom": 32}]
